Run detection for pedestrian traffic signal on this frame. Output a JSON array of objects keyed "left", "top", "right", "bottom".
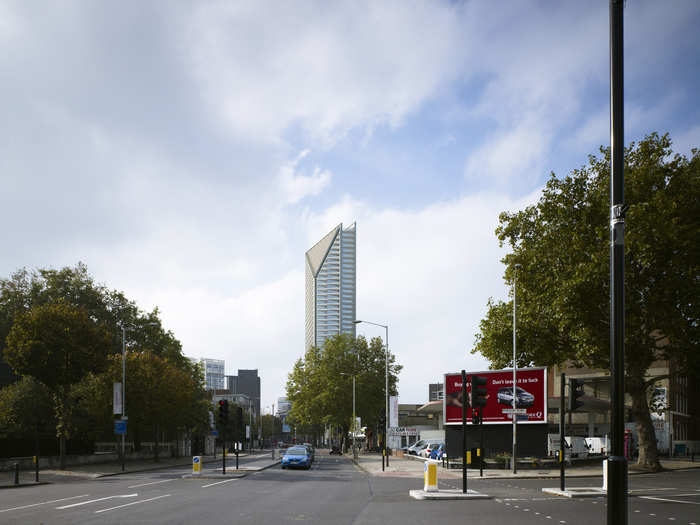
[
  {"left": 471, "top": 375, "right": 488, "bottom": 407},
  {"left": 236, "top": 406, "right": 243, "bottom": 428},
  {"left": 218, "top": 399, "right": 229, "bottom": 425},
  {"left": 472, "top": 407, "right": 481, "bottom": 425},
  {"left": 569, "top": 378, "right": 585, "bottom": 412}
]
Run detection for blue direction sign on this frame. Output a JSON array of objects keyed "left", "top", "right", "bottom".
[
  {"left": 210, "top": 430, "right": 219, "bottom": 436},
  {"left": 114, "top": 420, "right": 127, "bottom": 435}
]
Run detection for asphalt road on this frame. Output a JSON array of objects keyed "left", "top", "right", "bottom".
[{"left": 0, "top": 453, "right": 698, "bottom": 524}]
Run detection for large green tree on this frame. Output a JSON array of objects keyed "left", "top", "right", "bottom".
[
  {"left": 4, "top": 302, "right": 112, "bottom": 468},
  {"left": 473, "top": 133, "right": 699, "bottom": 470},
  {"left": 286, "top": 334, "right": 401, "bottom": 449}
]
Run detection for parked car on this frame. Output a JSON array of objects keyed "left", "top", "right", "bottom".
[
  {"left": 302, "top": 443, "right": 315, "bottom": 462},
  {"left": 408, "top": 439, "right": 442, "bottom": 456},
  {"left": 497, "top": 386, "right": 535, "bottom": 407},
  {"left": 281, "top": 446, "right": 312, "bottom": 469},
  {"left": 429, "top": 444, "right": 446, "bottom": 460}
]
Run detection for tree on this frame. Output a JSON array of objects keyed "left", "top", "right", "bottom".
[
  {"left": 4, "top": 302, "right": 112, "bottom": 468},
  {"left": 286, "top": 334, "right": 401, "bottom": 449},
  {"left": 0, "top": 376, "right": 55, "bottom": 443},
  {"left": 473, "top": 133, "right": 699, "bottom": 470}
]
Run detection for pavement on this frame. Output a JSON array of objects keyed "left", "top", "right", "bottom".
[
  {"left": 352, "top": 451, "right": 700, "bottom": 479},
  {"left": 0, "top": 450, "right": 279, "bottom": 488}
]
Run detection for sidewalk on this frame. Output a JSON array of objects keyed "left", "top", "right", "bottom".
[
  {"left": 353, "top": 452, "right": 700, "bottom": 480},
  {"left": 1, "top": 450, "right": 279, "bottom": 487}
]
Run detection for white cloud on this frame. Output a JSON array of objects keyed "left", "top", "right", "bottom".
[
  {"left": 182, "top": 1, "right": 465, "bottom": 144},
  {"left": 278, "top": 150, "right": 332, "bottom": 204}
]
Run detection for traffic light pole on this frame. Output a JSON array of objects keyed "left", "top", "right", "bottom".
[
  {"left": 222, "top": 428, "right": 226, "bottom": 475},
  {"left": 461, "top": 370, "right": 468, "bottom": 494},
  {"left": 560, "top": 373, "right": 566, "bottom": 491},
  {"left": 480, "top": 418, "right": 484, "bottom": 477},
  {"left": 609, "top": 1, "right": 627, "bottom": 523}
]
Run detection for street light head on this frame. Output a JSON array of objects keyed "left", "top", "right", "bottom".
[{"left": 353, "top": 320, "right": 362, "bottom": 324}]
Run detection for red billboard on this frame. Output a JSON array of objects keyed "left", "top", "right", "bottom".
[{"left": 443, "top": 368, "right": 547, "bottom": 425}]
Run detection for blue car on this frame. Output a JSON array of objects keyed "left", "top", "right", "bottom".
[{"left": 281, "top": 446, "right": 312, "bottom": 470}]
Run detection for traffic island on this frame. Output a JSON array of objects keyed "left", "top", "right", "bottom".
[
  {"left": 410, "top": 488, "right": 492, "bottom": 500},
  {"left": 541, "top": 487, "right": 605, "bottom": 498}
]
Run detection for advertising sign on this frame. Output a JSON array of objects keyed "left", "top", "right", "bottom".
[
  {"left": 389, "top": 396, "right": 398, "bottom": 428},
  {"left": 113, "top": 382, "right": 122, "bottom": 415},
  {"left": 443, "top": 367, "right": 547, "bottom": 425}
]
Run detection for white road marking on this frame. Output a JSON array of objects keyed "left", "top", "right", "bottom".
[
  {"left": 0, "top": 495, "right": 90, "bottom": 513},
  {"left": 128, "top": 479, "right": 177, "bottom": 489},
  {"left": 202, "top": 478, "right": 239, "bottom": 488},
  {"left": 630, "top": 488, "right": 677, "bottom": 492},
  {"left": 640, "top": 496, "right": 700, "bottom": 505},
  {"left": 56, "top": 494, "right": 138, "bottom": 509},
  {"left": 95, "top": 494, "right": 171, "bottom": 514}
]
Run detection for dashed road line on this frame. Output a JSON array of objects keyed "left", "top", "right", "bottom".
[
  {"left": 0, "top": 495, "right": 90, "bottom": 514},
  {"left": 95, "top": 494, "right": 171, "bottom": 514},
  {"left": 202, "top": 478, "right": 239, "bottom": 488},
  {"left": 56, "top": 494, "right": 137, "bottom": 509},
  {"left": 128, "top": 479, "right": 177, "bottom": 488},
  {"left": 640, "top": 496, "right": 700, "bottom": 505}
]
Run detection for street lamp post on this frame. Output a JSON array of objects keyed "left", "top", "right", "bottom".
[
  {"left": 512, "top": 263, "right": 521, "bottom": 474},
  {"left": 354, "top": 320, "right": 389, "bottom": 467}
]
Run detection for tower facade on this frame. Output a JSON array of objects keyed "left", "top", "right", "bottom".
[{"left": 305, "top": 223, "right": 356, "bottom": 349}]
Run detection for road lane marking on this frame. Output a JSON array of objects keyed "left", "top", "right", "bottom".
[
  {"left": 56, "top": 494, "right": 138, "bottom": 509},
  {"left": 95, "top": 494, "right": 171, "bottom": 514},
  {"left": 0, "top": 495, "right": 90, "bottom": 513},
  {"left": 640, "top": 496, "right": 700, "bottom": 505},
  {"left": 202, "top": 478, "right": 239, "bottom": 488},
  {"left": 128, "top": 479, "right": 177, "bottom": 488}
]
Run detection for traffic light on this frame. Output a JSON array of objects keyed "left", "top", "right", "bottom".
[
  {"left": 218, "top": 399, "right": 229, "bottom": 426},
  {"left": 472, "top": 407, "right": 481, "bottom": 425},
  {"left": 569, "top": 378, "right": 585, "bottom": 412},
  {"left": 471, "top": 375, "right": 488, "bottom": 407}
]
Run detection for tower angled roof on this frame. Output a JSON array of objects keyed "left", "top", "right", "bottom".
[{"left": 305, "top": 224, "right": 341, "bottom": 277}]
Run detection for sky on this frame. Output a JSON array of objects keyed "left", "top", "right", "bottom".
[{"left": 2, "top": 1, "right": 699, "bottom": 413}]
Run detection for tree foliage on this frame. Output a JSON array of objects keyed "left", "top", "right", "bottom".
[
  {"left": 286, "top": 334, "right": 401, "bottom": 447},
  {"left": 473, "top": 133, "right": 699, "bottom": 469}
]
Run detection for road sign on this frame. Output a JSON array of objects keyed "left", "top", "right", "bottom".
[
  {"left": 114, "top": 420, "right": 127, "bottom": 435},
  {"left": 192, "top": 456, "right": 201, "bottom": 475},
  {"left": 210, "top": 430, "right": 219, "bottom": 436},
  {"left": 502, "top": 408, "right": 527, "bottom": 414}
]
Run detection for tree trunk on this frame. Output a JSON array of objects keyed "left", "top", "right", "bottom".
[
  {"left": 628, "top": 378, "right": 662, "bottom": 471},
  {"left": 59, "top": 435, "right": 66, "bottom": 470}
]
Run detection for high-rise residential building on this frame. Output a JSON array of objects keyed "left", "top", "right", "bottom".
[
  {"left": 200, "top": 358, "right": 225, "bottom": 391},
  {"left": 305, "top": 223, "right": 356, "bottom": 349}
]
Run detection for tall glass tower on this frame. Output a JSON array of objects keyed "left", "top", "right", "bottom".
[{"left": 305, "top": 223, "right": 356, "bottom": 349}]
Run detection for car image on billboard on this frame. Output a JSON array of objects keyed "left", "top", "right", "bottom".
[{"left": 443, "top": 367, "right": 547, "bottom": 425}]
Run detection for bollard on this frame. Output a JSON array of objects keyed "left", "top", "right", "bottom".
[
  {"left": 192, "top": 456, "right": 202, "bottom": 476},
  {"left": 14, "top": 463, "right": 20, "bottom": 485},
  {"left": 602, "top": 459, "right": 608, "bottom": 491},
  {"left": 34, "top": 455, "right": 39, "bottom": 482},
  {"left": 424, "top": 461, "right": 438, "bottom": 492}
]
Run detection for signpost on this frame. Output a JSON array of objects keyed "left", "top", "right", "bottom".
[{"left": 114, "top": 420, "right": 127, "bottom": 435}]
